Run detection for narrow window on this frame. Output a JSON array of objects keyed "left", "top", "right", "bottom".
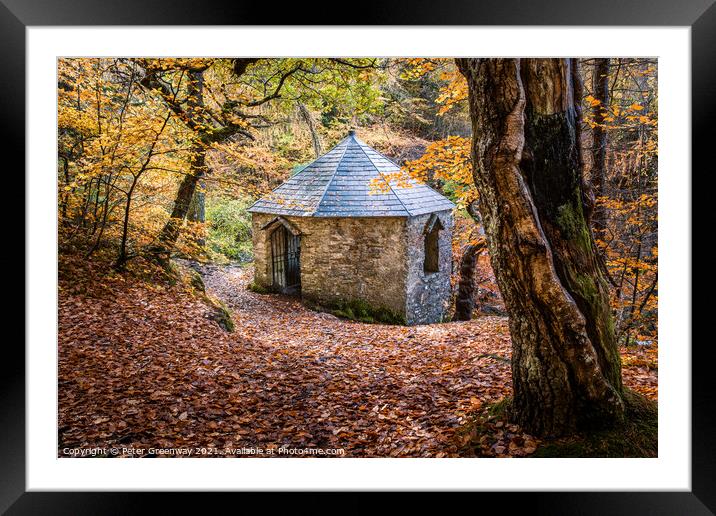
[{"left": 424, "top": 225, "right": 440, "bottom": 273}]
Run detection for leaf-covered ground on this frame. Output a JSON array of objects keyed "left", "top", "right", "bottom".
[{"left": 58, "top": 263, "right": 657, "bottom": 458}]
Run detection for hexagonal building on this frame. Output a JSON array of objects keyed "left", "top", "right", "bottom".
[{"left": 248, "top": 131, "right": 455, "bottom": 325}]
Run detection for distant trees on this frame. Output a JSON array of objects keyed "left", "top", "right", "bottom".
[
  {"left": 582, "top": 58, "right": 658, "bottom": 347},
  {"left": 589, "top": 58, "right": 611, "bottom": 237},
  {"left": 56, "top": 55, "right": 656, "bottom": 352},
  {"left": 58, "top": 58, "right": 186, "bottom": 267},
  {"left": 398, "top": 57, "right": 657, "bottom": 344}
]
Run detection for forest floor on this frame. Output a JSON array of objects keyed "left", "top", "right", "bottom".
[{"left": 58, "top": 260, "right": 658, "bottom": 458}]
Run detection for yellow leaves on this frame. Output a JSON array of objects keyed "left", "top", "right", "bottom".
[
  {"left": 581, "top": 97, "right": 655, "bottom": 131},
  {"left": 435, "top": 70, "right": 468, "bottom": 116},
  {"left": 402, "top": 136, "right": 472, "bottom": 204},
  {"left": 398, "top": 59, "right": 467, "bottom": 116},
  {"left": 400, "top": 58, "right": 441, "bottom": 80},
  {"left": 585, "top": 95, "right": 602, "bottom": 107}
]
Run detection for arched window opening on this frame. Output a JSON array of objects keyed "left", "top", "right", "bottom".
[
  {"left": 424, "top": 226, "right": 440, "bottom": 273},
  {"left": 423, "top": 214, "right": 444, "bottom": 274}
]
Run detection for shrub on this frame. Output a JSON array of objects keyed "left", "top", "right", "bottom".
[{"left": 205, "top": 197, "right": 254, "bottom": 262}]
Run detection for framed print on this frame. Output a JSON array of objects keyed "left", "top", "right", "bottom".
[{"left": 4, "top": 0, "right": 711, "bottom": 512}]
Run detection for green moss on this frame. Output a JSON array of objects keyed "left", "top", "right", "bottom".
[
  {"left": 556, "top": 203, "right": 579, "bottom": 238},
  {"left": 247, "top": 282, "right": 271, "bottom": 295},
  {"left": 207, "top": 297, "right": 235, "bottom": 333},
  {"left": 555, "top": 198, "right": 593, "bottom": 253},
  {"left": 573, "top": 273, "right": 598, "bottom": 303},
  {"left": 453, "top": 397, "right": 513, "bottom": 457},
  {"left": 487, "top": 397, "right": 512, "bottom": 418},
  {"left": 162, "top": 260, "right": 181, "bottom": 285},
  {"left": 187, "top": 269, "right": 206, "bottom": 293},
  {"left": 532, "top": 390, "right": 657, "bottom": 458},
  {"left": 318, "top": 298, "right": 406, "bottom": 325},
  {"left": 456, "top": 392, "right": 656, "bottom": 458}
]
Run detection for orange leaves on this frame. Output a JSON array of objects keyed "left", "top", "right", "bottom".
[
  {"left": 402, "top": 136, "right": 474, "bottom": 206},
  {"left": 585, "top": 95, "right": 602, "bottom": 107},
  {"left": 435, "top": 70, "right": 468, "bottom": 116},
  {"left": 58, "top": 260, "right": 511, "bottom": 457},
  {"left": 58, "top": 260, "right": 658, "bottom": 457},
  {"left": 398, "top": 58, "right": 467, "bottom": 116}
]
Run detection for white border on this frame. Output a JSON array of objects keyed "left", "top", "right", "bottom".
[{"left": 27, "top": 27, "right": 691, "bottom": 491}]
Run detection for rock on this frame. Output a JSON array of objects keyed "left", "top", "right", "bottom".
[{"left": 481, "top": 305, "right": 508, "bottom": 317}]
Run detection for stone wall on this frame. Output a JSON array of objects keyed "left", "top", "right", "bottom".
[
  {"left": 251, "top": 211, "right": 453, "bottom": 325},
  {"left": 405, "top": 210, "right": 454, "bottom": 325},
  {"left": 251, "top": 213, "right": 408, "bottom": 317}
]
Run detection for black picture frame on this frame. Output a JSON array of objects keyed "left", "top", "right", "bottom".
[{"left": 4, "top": 0, "right": 709, "bottom": 512}]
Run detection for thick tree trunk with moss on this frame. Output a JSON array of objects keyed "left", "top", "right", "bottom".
[{"left": 456, "top": 58, "right": 623, "bottom": 437}]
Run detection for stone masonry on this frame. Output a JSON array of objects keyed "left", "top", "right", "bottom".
[{"left": 251, "top": 210, "right": 453, "bottom": 324}]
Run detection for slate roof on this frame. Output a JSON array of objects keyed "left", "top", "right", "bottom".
[{"left": 247, "top": 132, "right": 456, "bottom": 218}]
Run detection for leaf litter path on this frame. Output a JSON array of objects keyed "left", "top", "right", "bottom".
[
  {"left": 200, "top": 264, "right": 514, "bottom": 457},
  {"left": 58, "top": 264, "right": 657, "bottom": 458}
]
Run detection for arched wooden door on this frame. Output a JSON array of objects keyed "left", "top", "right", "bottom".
[{"left": 270, "top": 225, "right": 301, "bottom": 294}]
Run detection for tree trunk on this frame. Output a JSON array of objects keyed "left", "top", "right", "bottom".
[
  {"left": 456, "top": 58, "right": 623, "bottom": 437},
  {"left": 148, "top": 70, "right": 206, "bottom": 264},
  {"left": 454, "top": 200, "right": 487, "bottom": 321},
  {"left": 150, "top": 142, "right": 206, "bottom": 262},
  {"left": 115, "top": 177, "right": 139, "bottom": 269},
  {"left": 454, "top": 241, "right": 485, "bottom": 321},
  {"left": 297, "top": 102, "right": 322, "bottom": 158},
  {"left": 591, "top": 58, "right": 610, "bottom": 237},
  {"left": 187, "top": 179, "right": 206, "bottom": 247}
]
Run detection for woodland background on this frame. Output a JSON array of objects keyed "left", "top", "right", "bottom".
[{"left": 58, "top": 57, "right": 656, "bottom": 345}]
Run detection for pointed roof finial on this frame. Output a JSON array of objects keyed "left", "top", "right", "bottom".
[{"left": 348, "top": 128, "right": 356, "bottom": 136}]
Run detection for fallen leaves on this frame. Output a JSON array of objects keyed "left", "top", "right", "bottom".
[{"left": 58, "top": 263, "right": 657, "bottom": 458}]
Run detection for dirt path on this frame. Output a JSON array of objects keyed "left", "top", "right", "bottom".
[{"left": 196, "top": 264, "right": 513, "bottom": 457}]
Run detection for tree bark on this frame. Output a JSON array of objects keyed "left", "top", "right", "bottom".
[
  {"left": 187, "top": 179, "right": 206, "bottom": 247},
  {"left": 150, "top": 141, "right": 206, "bottom": 261},
  {"left": 454, "top": 200, "right": 487, "bottom": 321},
  {"left": 456, "top": 58, "right": 623, "bottom": 437},
  {"left": 148, "top": 70, "right": 206, "bottom": 264},
  {"left": 454, "top": 241, "right": 485, "bottom": 321},
  {"left": 297, "top": 102, "right": 322, "bottom": 158},
  {"left": 591, "top": 58, "right": 610, "bottom": 237}
]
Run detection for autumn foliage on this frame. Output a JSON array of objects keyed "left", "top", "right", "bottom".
[{"left": 57, "top": 57, "right": 657, "bottom": 457}]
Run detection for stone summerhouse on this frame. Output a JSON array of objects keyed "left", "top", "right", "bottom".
[{"left": 247, "top": 131, "right": 455, "bottom": 325}]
